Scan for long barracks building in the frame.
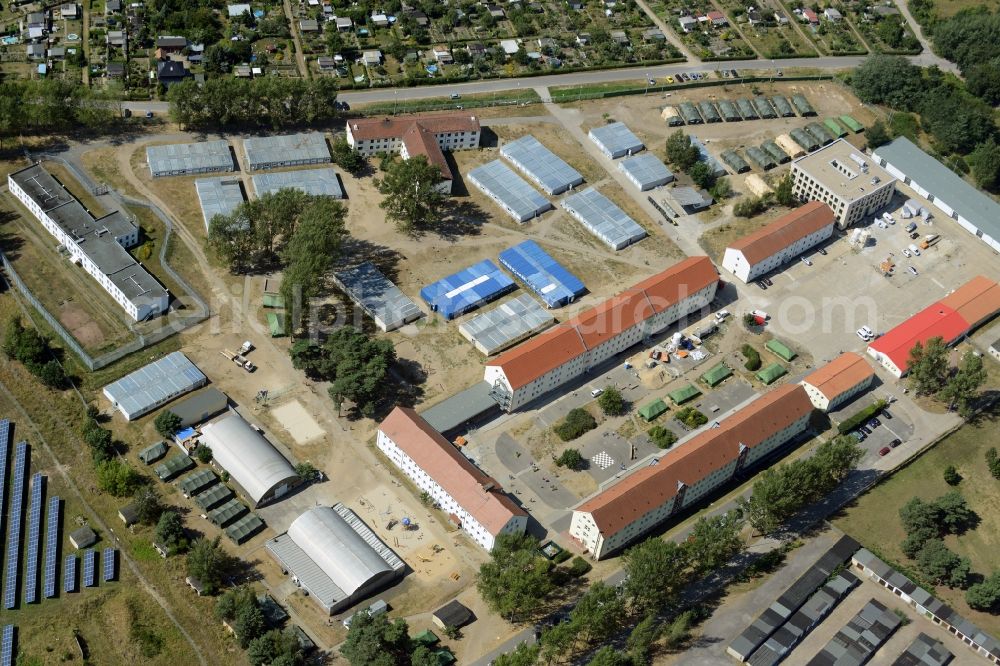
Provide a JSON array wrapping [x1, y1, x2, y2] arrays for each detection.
[[484, 256, 720, 412]]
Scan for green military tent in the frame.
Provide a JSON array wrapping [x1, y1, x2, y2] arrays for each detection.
[[412, 630, 440, 648], [756, 363, 788, 385], [226, 513, 264, 544], [668, 384, 701, 405], [208, 499, 248, 527], [700, 363, 733, 387], [194, 483, 233, 510], [824, 117, 848, 138], [178, 468, 217, 496], [765, 338, 797, 361], [638, 399, 668, 421], [267, 312, 287, 337], [154, 454, 194, 481], [139, 441, 168, 465], [839, 115, 864, 133]]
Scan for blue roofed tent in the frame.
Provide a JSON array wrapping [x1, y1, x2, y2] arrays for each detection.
[[498, 240, 586, 307], [419, 260, 517, 320]]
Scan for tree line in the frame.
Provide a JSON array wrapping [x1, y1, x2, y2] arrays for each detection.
[[0, 80, 121, 146], [907, 337, 987, 417], [2, 316, 69, 389], [166, 77, 340, 129]]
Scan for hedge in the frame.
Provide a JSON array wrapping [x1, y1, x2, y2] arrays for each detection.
[[837, 399, 888, 434], [567, 556, 592, 578]]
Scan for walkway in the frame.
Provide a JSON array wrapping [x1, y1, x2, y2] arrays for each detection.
[[891, 0, 959, 74]]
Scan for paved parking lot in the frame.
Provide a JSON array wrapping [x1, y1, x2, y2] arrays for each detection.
[[829, 397, 915, 468]]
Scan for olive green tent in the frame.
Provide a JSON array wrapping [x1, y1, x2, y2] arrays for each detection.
[[839, 115, 864, 133], [756, 363, 788, 385], [154, 454, 194, 481], [138, 441, 168, 465], [226, 513, 264, 544], [267, 312, 287, 337], [765, 338, 797, 361], [413, 630, 440, 648], [178, 468, 217, 496], [263, 293, 286, 308], [638, 399, 668, 421], [700, 363, 733, 387], [194, 483, 233, 510], [668, 384, 701, 405], [208, 499, 248, 527]]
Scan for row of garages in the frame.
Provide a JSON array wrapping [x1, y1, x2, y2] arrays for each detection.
[[662, 95, 817, 126]]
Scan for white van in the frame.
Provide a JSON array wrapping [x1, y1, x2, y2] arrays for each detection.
[[343, 600, 388, 628], [590, 388, 604, 398], [908, 244, 921, 256]]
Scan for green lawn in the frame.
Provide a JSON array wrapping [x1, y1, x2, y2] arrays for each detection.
[[833, 406, 1000, 635]]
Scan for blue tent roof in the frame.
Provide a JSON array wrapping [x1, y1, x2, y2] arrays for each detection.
[[419, 260, 516, 320], [498, 240, 585, 308]]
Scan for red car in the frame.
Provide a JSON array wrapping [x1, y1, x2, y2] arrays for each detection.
[[878, 447, 891, 456]]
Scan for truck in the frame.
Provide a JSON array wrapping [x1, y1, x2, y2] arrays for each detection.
[[239, 340, 254, 355], [751, 309, 770, 321], [233, 354, 255, 372], [919, 234, 939, 249]]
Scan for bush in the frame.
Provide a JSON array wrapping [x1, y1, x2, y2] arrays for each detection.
[[567, 556, 592, 578], [552, 549, 572, 564], [676, 407, 708, 428], [597, 387, 627, 416], [734, 196, 768, 218], [836, 399, 887, 434], [194, 446, 213, 464], [554, 408, 597, 441], [742, 344, 761, 371], [648, 425, 677, 449], [944, 465, 961, 486], [155, 410, 182, 438], [555, 448, 585, 470]]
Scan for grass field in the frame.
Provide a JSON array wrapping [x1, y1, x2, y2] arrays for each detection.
[[698, 204, 796, 261], [930, 0, 1000, 18], [354, 89, 542, 116], [833, 405, 1000, 636]]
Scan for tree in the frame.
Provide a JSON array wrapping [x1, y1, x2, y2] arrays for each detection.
[[661, 610, 696, 649], [215, 585, 256, 622], [939, 350, 987, 416], [155, 510, 186, 553], [865, 119, 891, 149], [916, 539, 970, 587], [665, 130, 700, 170], [689, 161, 716, 190], [919, 84, 997, 154], [711, 176, 732, 200], [943, 465, 961, 486], [597, 386, 627, 416], [331, 136, 364, 173], [491, 641, 541, 666], [132, 487, 163, 525], [154, 410, 183, 439], [966, 571, 1000, 611], [340, 610, 412, 666], [33, 360, 67, 389], [279, 197, 347, 330], [626, 614, 660, 665], [208, 209, 258, 273], [96, 459, 142, 497], [622, 538, 690, 614], [849, 54, 926, 110], [967, 62, 1000, 105], [907, 337, 948, 395], [295, 462, 320, 482], [186, 536, 237, 595], [687, 511, 744, 574], [773, 173, 796, 207], [194, 445, 213, 464], [587, 646, 633, 666], [554, 408, 597, 441], [969, 138, 1000, 191], [987, 447, 1000, 480], [811, 436, 865, 485], [571, 581, 625, 644], [477, 533, 554, 621], [235, 602, 267, 649], [555, 448, 585, 470], [376, 156, 445, 233], [247, 629, 303, 666], [934, 490, 976, 533], [898, 496, 939, 535]]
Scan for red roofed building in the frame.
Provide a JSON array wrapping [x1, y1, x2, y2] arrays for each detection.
[[867, 275, 1000, 377], [345, 113, 482, 194], [706, 9, 728, 26], [570, 384, 814, 559], [485, 256, 720, 411], [800, 352, 875, 411], [377, 407, 527, 550]]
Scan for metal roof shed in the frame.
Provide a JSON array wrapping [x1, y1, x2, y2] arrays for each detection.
[[771, 96, 795, 117], [146, 140, 234, 177], [746, 146, 776, 170], [154, 454, 195, 481], [791, 94, 816, 116], [700, 363, 732, 387], [668, 384, 701, 404], [839, 115, 864, 133], [251, 168, 344, 198], [752, 97, 777, 119], [168, 387, 229, 428], [498, 240, 586, 308], [468, 160, 552, 223], [138, 441, 168, 465], [419, 381, 500, 437], [619, 154, 674, 191], [587, 122, 645, 158], [718, 99, 741, 122], [420, 260, 516, 320], [195, 177, 245, 232], [756, 363, 787, 385], [333, 262, 424, 332], [561, 188, 647, 251], [208, 498, 248, 526], [762, 140, 790, 164], [638, 398, 668, 421], [243, 132, 331, 171], [721, 150, 751, 174], [678, 102, 703, 125], [103, 352, 208, 421], [500, 135, 584, 195], [698, 101, 722, 123], [225, 513, 264, 544], [766, 338, 797, 361], [459, 294, 555, 355], [736, 98, 758, 120], [790, 128, 819, 152]]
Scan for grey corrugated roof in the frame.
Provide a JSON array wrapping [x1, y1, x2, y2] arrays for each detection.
[[874, 136, 1000, 244], [588, 122, 644, 157], [469, 160, 552, 222], [251, 168, 344, 198], [618, 154, 673, 190], [420, 381, 499, 435], [195, 177, 245, 231], [333, 262, 423, 332], [459, 294, 554, 355], [168, 387, 228, 427], [500, 135, 584, 194], [562, 187, 647, 250], [243, 132, 331, 170], [146, 140, 233, 176], [103, 352, 207, 419]]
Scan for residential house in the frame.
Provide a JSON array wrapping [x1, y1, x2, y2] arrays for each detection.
[[801, 8, 819, 24], [575, 32, 590, 45], [106, 0, 121, 13], [643, 27, 665, 41], [26, 43, 44, 59], [317, 56, 336, 70], [60, 3, 79, 19], [404, 9, 429, 26], [226, 2, 250, 17], [706, 9, 727, 26], [537, 37, 557, 50], [678, 15, 698, 32], [299, 19, 319, 32], [187, 42, 204, 63], [107, 29, 126, 48], [362, 49, 382, 65], [335, 16, 352, 31], [371, 12, 389, 27], [567, 0, 583, 8], [155, 35, 187, 58], [107, 62, 125, 77], [432, 45, 453, 63], [48, 46, 65, 59], [487, 4, 505, 17], [610, 30, 629, 44], [500, 39, 520, 55], [746, 7, 763, 25], [234, 64, 252, 77], [156, 59, 190, 87], [466, 42, 485, 57], [823, 7, 842, 20]]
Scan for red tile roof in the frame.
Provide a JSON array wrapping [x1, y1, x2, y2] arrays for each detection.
[[726, 201, 834, 265], [348, 113, 480, 141], [937, 275, 1000, 330], [577, 384, 813, 537], [801, 352, 874, 402], [378, 408, 525, 536], [488, 256, 719, 389], [401, 123, 452, 181]]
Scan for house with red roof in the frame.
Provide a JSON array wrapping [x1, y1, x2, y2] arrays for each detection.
[[800, 352, 875, 412]]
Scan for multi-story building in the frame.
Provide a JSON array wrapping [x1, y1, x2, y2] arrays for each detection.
[[721, 201, 836, 283], [569, 384, 814, 559], [799, 352, 876, 412], [484, 256, 720, 412], [345, 113, 481, 194], [377, 407, 527, 551], [790, 138, 896, 229], [9, 164, 168, 321]]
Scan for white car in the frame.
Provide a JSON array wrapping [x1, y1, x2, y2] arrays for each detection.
[[801, 256, 813, 266], [856, 326, 874, 341], [909, 266, 919, 276], [590, 388, 603, 398], [902, 248, 912, 258], [857, 328, 871, 341]]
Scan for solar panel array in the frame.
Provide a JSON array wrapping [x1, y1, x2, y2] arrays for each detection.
[[23, 473, 43, 604], [0, 625, 13, 666], [4, 442, 29, 609], [0, 420, 11, 532], [500, 135, 584, 195], [64, 555, 77, 593], [82, 550, 97, 588], [43, 497, 60, 598], [103, 548, 117, 582]]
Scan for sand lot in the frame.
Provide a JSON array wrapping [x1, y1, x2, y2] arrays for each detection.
[[271, 400, 325, 444]]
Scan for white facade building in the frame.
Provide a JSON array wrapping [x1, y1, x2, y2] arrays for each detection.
[[8, 164, 169, 321], [485, 256, 719, 412], [721, 201, 835, 283], [377, 408, 526, 550], [799, 352, 875, 412], [790, 138, 896, 229]]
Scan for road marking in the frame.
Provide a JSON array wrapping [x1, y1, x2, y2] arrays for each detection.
[[931, 277, 945, 289]]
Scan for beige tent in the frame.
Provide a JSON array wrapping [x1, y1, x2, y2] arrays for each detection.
[[660, 106, 681, 122], [745, 174, 774, 198], [776, 134, 805, 158]]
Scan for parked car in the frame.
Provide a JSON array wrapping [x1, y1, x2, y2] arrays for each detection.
[[590, 388, 603, 398], [763, 277, 773, 286], [757, 280, 768, 290], [860, 425, 871, 435], [801, 256, 813, 266], [817, 247, 827, 255], [889, 438, 902, 448], [882, 410, 893, 420], [666, 75, 675, 83], [450, 93, 461, 99], [910, 231, 921, 239], [909, 266, 919, 276], [902, 248, 912, 258], [879, 446, 891, 456], [730, 69, 739, 77]]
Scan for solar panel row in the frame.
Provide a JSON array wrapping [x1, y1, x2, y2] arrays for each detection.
[[0, 420, 11, 575], [64, 555, 77, 593], [0, 625, 13, 666], [102, 548, 116, 582], [4, 442, 29, 609], [44, 496, 60, 598], [82, 550, 97, 588], [23, 473, 43, 604]]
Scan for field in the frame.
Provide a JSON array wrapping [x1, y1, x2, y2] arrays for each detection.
[[927, 0, 1000, 19], [833, 404, 1000, 636]]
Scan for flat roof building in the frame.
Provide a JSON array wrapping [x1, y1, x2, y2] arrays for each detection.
[[200, 413, 299, 507], [195, 177, 245, 232], [333, 262, 424, 332], [587, 122, 644, 159], [485, 256, 719, 412], [146, 140, 234, 177], [500, 135, 584, 195], [800, 352, 876, 412], [377, 408, 527, 550], [420, 260, 516, 320], [562, 187, 647, 251], [722, 201, 836, 283], [103, 352, 207, 420], [243, 132, 330, 171], [498, 240, 586, 308], [468, 160, 552, 223], [570, 384, 813, 559], [266, 504, 405, 615], [459, 294, 555, 355], [618, 154, 674, 191], [874, 136, 1000, 252], [167, 387, 229, 427], [791, 138, 896, 229], [9, 164, 169, 321], [251, 168, 344, 199]]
